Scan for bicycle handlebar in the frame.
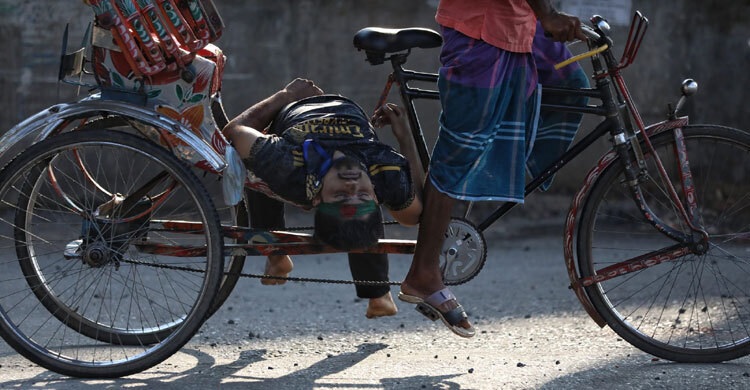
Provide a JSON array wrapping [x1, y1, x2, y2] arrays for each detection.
[[551, 24, 605, 70], [553, 43, 608, 70], [581, 24, 602, 41]]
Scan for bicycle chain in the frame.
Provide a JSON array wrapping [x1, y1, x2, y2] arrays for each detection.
[[121, 219, 404, 286], [121, 258, 401, 286]]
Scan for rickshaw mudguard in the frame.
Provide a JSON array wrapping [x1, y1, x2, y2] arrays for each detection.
[[0, 97, 226, 172], [562, 116, 690, 329]]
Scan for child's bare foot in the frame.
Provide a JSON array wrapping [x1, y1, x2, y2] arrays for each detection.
[[365, 291, 398, 319], [261, 254, 293, 285]]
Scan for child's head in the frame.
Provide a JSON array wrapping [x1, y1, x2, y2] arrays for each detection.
[[313, 200, 383, 250], [312, 154, 382, 249]]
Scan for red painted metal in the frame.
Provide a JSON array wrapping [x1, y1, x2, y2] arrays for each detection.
[[562, 116, 690, 328], [134, 237, 416, 257]]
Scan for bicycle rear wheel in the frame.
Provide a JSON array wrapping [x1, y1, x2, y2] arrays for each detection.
[[71, 117, 248, 320], [0, 130, 223, 377], [577, 125, 750, 362]]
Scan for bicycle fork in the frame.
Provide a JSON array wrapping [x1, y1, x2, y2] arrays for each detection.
[[564, 116, 707, 327], [616, 127, 708, 246]]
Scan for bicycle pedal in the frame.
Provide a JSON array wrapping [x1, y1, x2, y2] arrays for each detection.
[[415, 302, 440, 321]]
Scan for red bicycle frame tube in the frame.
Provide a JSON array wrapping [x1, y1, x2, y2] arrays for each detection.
[[140, 221, 416, 257]]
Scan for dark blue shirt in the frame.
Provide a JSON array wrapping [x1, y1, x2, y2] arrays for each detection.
[[247, 95, 414, 210]]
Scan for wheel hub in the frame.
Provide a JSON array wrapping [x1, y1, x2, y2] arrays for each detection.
[[75, 194, 153, 268], [81, 242, 113, 267], [691, 240, 709, 255]]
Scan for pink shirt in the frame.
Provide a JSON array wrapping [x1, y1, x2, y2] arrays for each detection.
[[435, 0, 537, 53]]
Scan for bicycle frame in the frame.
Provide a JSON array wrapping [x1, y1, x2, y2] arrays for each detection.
[[370, 13, 705, 327]]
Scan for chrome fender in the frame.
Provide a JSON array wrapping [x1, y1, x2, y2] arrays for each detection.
[[0, 96, 226, 171]]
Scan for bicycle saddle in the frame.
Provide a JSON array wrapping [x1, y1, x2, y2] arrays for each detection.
[[353, 27, 442, 64]]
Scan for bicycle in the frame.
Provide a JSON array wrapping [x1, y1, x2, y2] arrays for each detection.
[[0, 0, 746, 378], [354, 14, 750, 363]]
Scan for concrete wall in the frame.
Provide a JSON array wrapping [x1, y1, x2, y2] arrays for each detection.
[[0, 0, 748, 192]]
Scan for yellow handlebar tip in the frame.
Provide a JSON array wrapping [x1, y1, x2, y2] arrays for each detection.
[[554, 45, 609, 70]]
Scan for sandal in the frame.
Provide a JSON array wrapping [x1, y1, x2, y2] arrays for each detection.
[[398, 288, 476, 338]]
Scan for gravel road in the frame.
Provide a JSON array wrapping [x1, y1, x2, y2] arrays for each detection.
[[1, 195, 750, 389]]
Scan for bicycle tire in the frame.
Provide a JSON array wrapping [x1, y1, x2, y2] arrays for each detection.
[[577, 125, 750, 362], [69, 117, 248, 321], [0, 129, 223, 377]]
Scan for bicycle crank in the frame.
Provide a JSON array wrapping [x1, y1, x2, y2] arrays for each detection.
[[440, 218, 487, 285]]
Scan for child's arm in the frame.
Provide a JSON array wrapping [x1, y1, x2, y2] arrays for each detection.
[[371, 103, 424, 226], [223, 78, 323, 159]]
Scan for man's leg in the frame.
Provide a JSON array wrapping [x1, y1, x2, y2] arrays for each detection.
[[247, 190, 293, 285], [402, 180, 454, 297], [349, 252, 397, 318], [401, 180, 473, 334]]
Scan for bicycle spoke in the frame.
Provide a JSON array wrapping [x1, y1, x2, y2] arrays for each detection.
[[0, 130, 222, 377], [578, 126, 750, 362]]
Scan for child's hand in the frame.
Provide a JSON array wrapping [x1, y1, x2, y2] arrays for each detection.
[[371, 103, 410, 141], [284, 78, 324, 101]]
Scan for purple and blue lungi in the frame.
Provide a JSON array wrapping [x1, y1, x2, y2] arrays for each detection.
[[527, 23, 589, 190], [429, 25, 588, 203]]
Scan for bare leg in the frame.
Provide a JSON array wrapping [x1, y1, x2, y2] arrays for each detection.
[[244, 188, 292, 286], [401, 180, 473, 333], [365, 291, 398, 319], [349, 245, 393, 318], [261, 254, 294, 285], [402, 180, 453, 294]]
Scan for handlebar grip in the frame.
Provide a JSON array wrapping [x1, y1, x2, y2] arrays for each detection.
[[581, 25, 601, 41], [553, 44, 609, 70], [542, 25, 600, 42]]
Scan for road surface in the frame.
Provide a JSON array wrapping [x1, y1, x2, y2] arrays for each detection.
[[1, 197, 749, 389]]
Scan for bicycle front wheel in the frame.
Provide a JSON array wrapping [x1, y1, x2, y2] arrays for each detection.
[[577, 125, 750, 362], [0, 130, 223, 377]]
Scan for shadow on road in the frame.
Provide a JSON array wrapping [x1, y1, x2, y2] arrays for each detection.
[[0, 343, 464, 389], [536, 360, 750, 389], [6, 344, 749, 390]]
